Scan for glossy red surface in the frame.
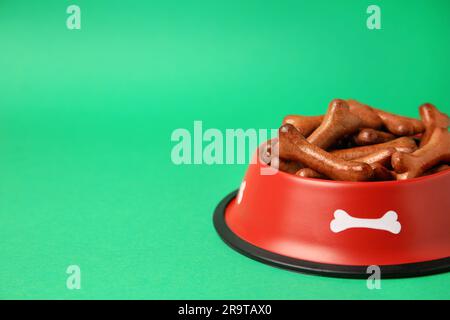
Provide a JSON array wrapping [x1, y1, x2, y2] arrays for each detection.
[[225, 153, 450, 266]]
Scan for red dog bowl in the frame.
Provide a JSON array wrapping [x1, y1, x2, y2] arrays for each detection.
[[213, 148, 450, 278]]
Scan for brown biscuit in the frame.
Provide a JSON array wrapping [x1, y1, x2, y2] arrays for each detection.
[[260, 139, 304, 173], [424, 164, 450, 176], [307, 99, 363, 150], [331, 137, 417, 161], [419, 103, 450, 147], [295, 168, 326, 179], [353, 128, 396, 146], [370, 163, 396, 181], [279, 124, 373, 182], [354, 148, 396, 167], [295, 148, 396, 181], [347, 99, 383, 129], [348, 99, 425, 135], [282, 115, 324, 137], [355, 149, 396, 181], [275, 158, 304, 174], [374, 108, 425, 136], [392, 127, 450, 180]]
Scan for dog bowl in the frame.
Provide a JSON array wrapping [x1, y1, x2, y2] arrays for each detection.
[[213, 147, 450, 278]]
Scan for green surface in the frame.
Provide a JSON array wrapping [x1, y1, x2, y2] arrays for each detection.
[[1, 0, 450, 299]]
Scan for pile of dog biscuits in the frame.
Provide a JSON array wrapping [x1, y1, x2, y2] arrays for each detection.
[[263, 99, 450, 181]]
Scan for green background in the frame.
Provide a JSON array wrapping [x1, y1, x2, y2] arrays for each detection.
[[1, 0, 449, 299]]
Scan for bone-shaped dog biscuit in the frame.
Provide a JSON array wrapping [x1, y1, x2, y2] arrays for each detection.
[[353, 128, 396, 146], [276, 99, 448, 181], [331, 137, 417, 160], [283, 115, 324, 137], [330, 209, 401, 234], [293, 148, 396, 181], [419, 103, 450, 147], [307, 99, 363, 150], [392, 127, 450, 180], [375, 109, 424, 136], [279, 124, 374, 181], [347, 99, 424, 135], [347, 99, 383, 129], [295, 167, 326, 179]]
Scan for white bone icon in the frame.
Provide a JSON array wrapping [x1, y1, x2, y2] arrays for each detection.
[[330, 209, 401, 234]]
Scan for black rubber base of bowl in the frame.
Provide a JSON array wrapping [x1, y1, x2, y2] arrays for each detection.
[[213, 190, 450, 279]]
